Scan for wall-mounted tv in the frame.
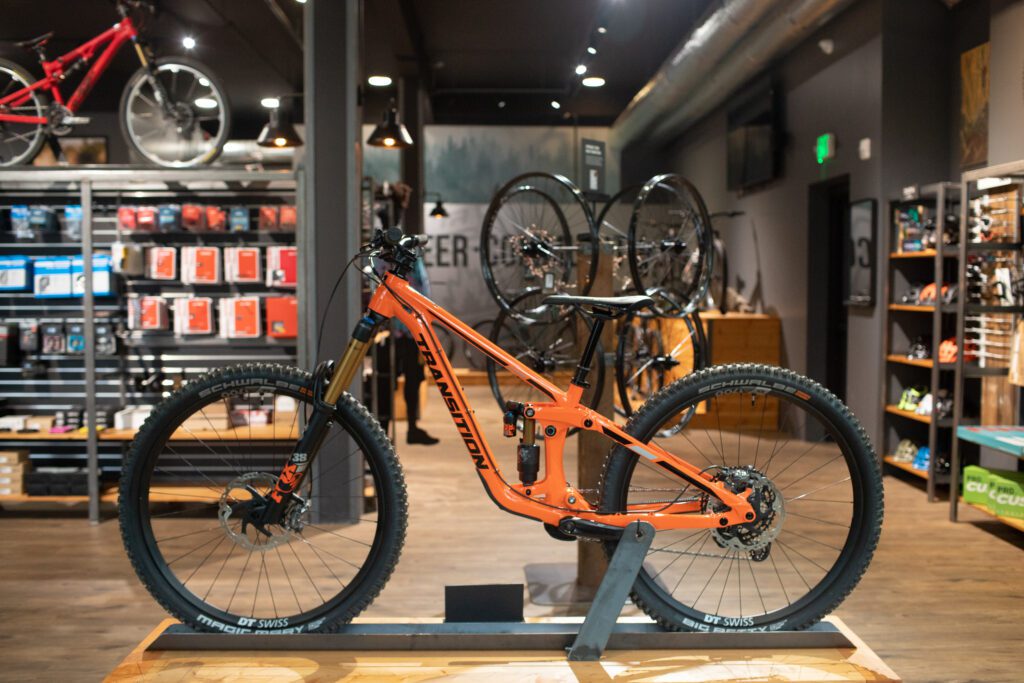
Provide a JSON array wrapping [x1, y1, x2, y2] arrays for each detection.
[[726, 84, 781, 191]]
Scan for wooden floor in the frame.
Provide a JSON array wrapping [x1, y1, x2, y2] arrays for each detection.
[[1, 386, 1022, 682]]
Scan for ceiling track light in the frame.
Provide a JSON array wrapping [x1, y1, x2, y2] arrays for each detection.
[[367, 75, 393, 87], [182, 36, 196, 50], [587, 46, 597, 55], [261, 97, 281, 109], [582, 76, 605, 88], [575, 64, 587, 76], [550, 100, 561, 110]]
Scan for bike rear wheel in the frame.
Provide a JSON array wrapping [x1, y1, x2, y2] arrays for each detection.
[[600, 364, 883, 632], [119, 364, 407, 633], [0, 59, 46, 167], [120, 57, 230, 168]]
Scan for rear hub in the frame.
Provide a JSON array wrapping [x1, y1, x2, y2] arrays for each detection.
[[701, 466, 785, 561]]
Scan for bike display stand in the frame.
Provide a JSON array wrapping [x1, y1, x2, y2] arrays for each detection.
[[143, 522, 855, 661]]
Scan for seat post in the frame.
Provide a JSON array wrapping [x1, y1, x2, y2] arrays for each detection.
[[571, 307, 611, 388]]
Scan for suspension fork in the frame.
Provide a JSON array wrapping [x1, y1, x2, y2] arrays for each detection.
[[261, 310, 386, 522]]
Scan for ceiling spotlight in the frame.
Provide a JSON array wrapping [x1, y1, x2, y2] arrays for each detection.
[[597, 26, 607, 34], [182, 36, 196, 50], [587, 46, 597, 55], [366, 99, 413, 148], [194, 97, 217, 109], [582, 76, 605, 88], [498, 100, 506, 109], [575, 64, 587, 75], [260, 97, 281, 109], [295, 0, 307, 3], [199, 77, 210, 87], [550, 100, 561, 110], [367, 75, 393, 87]]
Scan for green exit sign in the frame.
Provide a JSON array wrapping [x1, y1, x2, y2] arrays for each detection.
[[815, 133, 836, 164]]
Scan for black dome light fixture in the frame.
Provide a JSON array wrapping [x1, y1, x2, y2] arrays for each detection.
[[257, 94, 303, 148], [425, 191, 448, 218], [367, 99, 413, 149]]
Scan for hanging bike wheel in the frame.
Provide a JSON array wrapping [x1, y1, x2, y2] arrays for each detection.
[[480, 173, 598, 311], [119, 364, 408, 633], [0, 59, 46, 167], [615, 310, 706, 425], [596, 184, 642, 296], [486, 290, 604, 418], [628, 174, 713, 317], [601, 364, 883, 632], [120, 57, 230, 168]]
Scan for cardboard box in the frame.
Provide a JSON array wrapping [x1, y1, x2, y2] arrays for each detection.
[[33, 257, 73, 297], [158, 204, 181, 232], [224, 247, 262, 283], [987, 469, 1024, 519], [279, 205, 297, 231], [0, 450, 29, 465], [182, 204, 206, 231], [258, 205, 279, 231], [962, 465, 990, 505], [229, 206, 250, 232], [181, 246, 221, 284], [174, 297, 214, 335], [206, 205, 227, 232], [129, 296, 170, 331], [116, 205, 136, 231], [0, 462, 28, 478], [25, 416, 54, 433], [266, 246, 297, 288], [266, 296, 298, 338], [147, 247, 177, 280], [0, 256, 31, 291], [136, 206, 158, 232], [219, 297, 261, 338]]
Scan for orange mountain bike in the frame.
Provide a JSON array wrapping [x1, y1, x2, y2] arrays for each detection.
[[119, 228, 883, 635]]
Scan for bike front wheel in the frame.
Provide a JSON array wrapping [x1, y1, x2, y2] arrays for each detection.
[[119, 363, 407, 633], [600, 364, 883, 632], [120, 57, 230, 168]]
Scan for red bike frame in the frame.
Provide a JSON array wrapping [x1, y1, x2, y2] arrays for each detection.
[[0, 17, 140, 125]]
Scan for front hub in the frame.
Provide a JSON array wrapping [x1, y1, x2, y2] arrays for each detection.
[[218, 472, 308, 551]]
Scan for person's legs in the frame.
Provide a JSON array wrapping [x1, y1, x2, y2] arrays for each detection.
[[396, 336, 438, 445]]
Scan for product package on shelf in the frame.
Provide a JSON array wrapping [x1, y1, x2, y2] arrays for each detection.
[[206, 205, 227, 232], [173, 297, 214, 335], [66, 323, 86, 354], [114, 405, 154, 430], [181, 246, 221, 284], [224, 246, 261, 283], [33, 257, 73, 297], [266, 246, 297, 288], [266, 296, 298, 338], [219, 297, 261, 338], [258, 205, 279, 231], [146, 246, 177, 280], [0, 256, 31, 291], [40, 323, 65, 353], [182, 204, 206, 232], [29, 205, 58, 234], [157, 204, 181, 232], [279, 205, 297, 232], [136, 206, 158, 232], [64, 205, 83, 240], [71, 253, 113, 297], [128, 296, 170, 331], [18, 322, 38, 354], [229, 206, 250, 232], [0, 455, 29, 497], [116, 206, 137, 231], [111, 242, 145, 276], [0, 450, 28, 466], [94, 323, 117, 355], [11, 205, 31, 239], [0, 324, 18, 366]]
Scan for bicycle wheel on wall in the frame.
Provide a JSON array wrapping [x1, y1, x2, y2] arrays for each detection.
[[480, 173, 598, 311], [485, 290, 604, 416], [596, 184, 642, 296], [628, 174, 713, 317]]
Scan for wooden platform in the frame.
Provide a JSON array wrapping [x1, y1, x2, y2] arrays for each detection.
[[105, 616, 899, 682]]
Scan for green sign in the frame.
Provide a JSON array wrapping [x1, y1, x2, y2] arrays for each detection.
[[815, 133, 836, 165]]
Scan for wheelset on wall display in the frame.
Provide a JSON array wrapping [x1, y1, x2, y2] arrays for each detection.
[[480, 172, 599, 311], [594, 183, 642, 296]]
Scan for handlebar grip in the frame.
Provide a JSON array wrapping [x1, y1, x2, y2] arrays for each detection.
[[413, 234, 430, 247]]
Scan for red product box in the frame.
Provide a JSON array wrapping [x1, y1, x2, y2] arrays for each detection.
[[146, 247, 177, 281], [136, 206, 157, 232], [129, 296, 169, 331], [174, 297, 214, 335], [219, 297, 261, 338], [224, 247, 262, 283], [181, 246, 221, 284], [266, 246, 297, 288], [182, 204, 206, 232], [258, 205, 279, 231], [279, 205, 297, 232], [206, 205, 227, 232], [265, 296, 297, 338], [116, 206, 136, 231]]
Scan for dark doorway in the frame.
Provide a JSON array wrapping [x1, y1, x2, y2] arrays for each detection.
[[806, 175, 850, 402]]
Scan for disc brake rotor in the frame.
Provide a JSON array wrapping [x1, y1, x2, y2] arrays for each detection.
[[703, 468, 786, 556], [218, 472, 297, 551]]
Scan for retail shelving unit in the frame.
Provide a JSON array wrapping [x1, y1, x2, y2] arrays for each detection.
[[0, 167, 301, 523], [949, 159, 1024, 526], [879, 182, 960, 500]]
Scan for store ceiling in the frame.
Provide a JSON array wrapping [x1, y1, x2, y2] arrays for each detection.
[[0, 0, 712, 135]]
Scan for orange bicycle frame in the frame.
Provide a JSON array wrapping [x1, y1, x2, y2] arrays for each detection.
[[357, 273, 754, 531]]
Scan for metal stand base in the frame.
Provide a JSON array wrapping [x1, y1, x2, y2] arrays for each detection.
[[145, 521, 855, 659]]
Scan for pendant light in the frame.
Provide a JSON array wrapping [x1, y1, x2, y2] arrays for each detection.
[[367, 99, 413, 148]]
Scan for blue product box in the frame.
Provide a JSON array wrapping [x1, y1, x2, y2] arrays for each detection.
[[64, 205, 83, 240], [34, 257, 73, 297], [158, 204, 181, 232], [71, 253, 113, 297], [29, 205, 58, 232], [229, 206, 250, 232], [11, 205, 31, 239], [0, 256, 31, 291]]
